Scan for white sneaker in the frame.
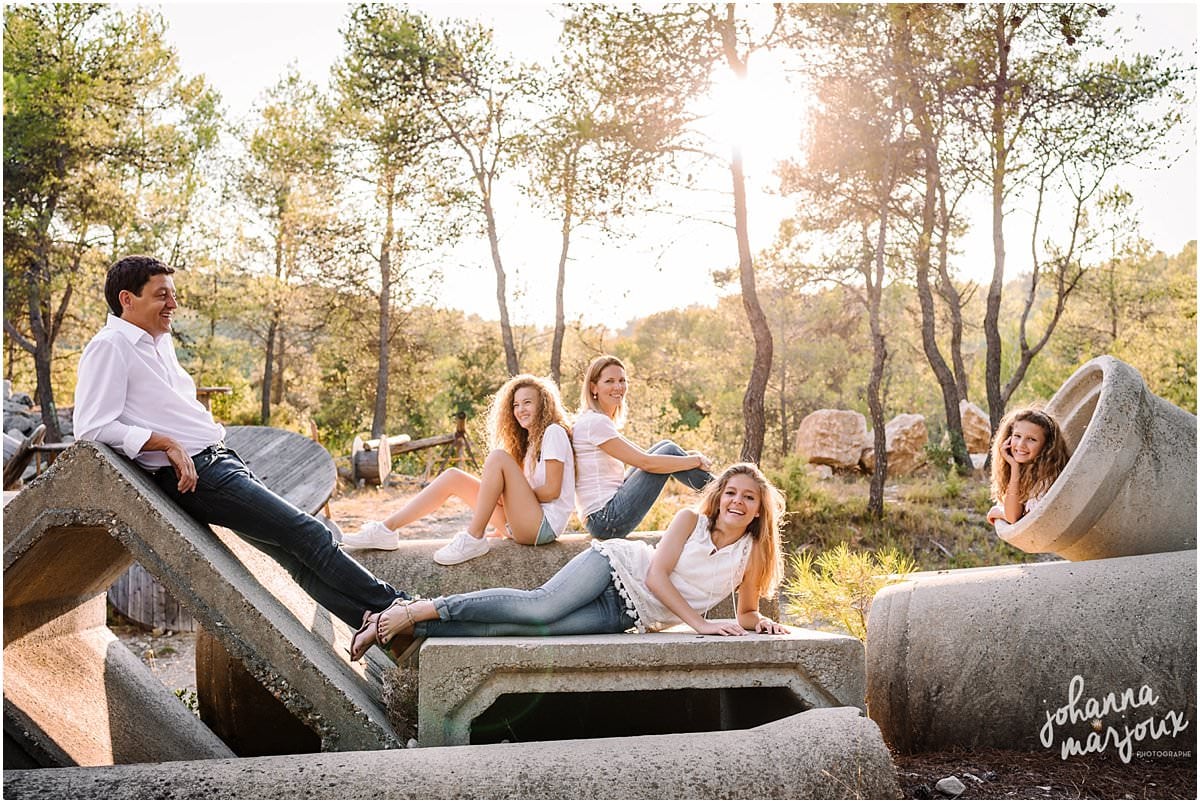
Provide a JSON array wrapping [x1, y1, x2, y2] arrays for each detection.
[[433, 530, 490, 565], [341, 520, 400, 551]]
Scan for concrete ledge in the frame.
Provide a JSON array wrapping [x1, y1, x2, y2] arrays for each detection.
[[418, 629, 864, 746], [2, 707, 901, 800], [3, 442, 398, 762]]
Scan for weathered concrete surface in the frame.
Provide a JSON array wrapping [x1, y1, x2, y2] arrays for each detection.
[[794, 409, 867, 468], [354, 533, 777, 621], [4, 597, 232, 767], [3, 442, 399, 764], [996, 356, 1196, 560], [418, 629, 864, 746], [3, 707, 902, 800], [867, 550, 1196, 754]]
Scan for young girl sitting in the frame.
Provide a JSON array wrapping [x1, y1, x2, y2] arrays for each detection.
[[341, 374, 575, 566], [573, 354, 714, 539], [349, 463, 789, 662], [986, 407, 1070, 526]]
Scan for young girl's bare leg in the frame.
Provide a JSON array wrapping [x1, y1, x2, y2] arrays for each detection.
[[465, 450, 543, 541], [381, 468, 482, 531]]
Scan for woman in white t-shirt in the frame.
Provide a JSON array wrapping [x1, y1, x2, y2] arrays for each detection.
[[357, 463, 789, 662], [341, 375, 575, 568], [573, 355, 714, 539]]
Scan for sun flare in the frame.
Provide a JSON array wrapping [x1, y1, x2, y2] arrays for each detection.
[[702, 53, 810, 180]]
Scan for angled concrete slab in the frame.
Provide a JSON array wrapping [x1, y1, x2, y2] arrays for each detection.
[[417, 629, 864, 746], [3, 442, 399, 766], [3, 707, 901, 800]]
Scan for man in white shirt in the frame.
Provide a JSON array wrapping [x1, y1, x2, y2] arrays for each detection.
[[74, 255, 408, 631]]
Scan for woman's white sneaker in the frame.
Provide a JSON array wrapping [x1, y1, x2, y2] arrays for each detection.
[[341, 520, 400, 550], [433, 531, 490, 565]]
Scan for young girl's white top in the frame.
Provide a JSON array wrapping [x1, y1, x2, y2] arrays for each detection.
[[592, 513, 752, 633], [524, 422, 575, 535]]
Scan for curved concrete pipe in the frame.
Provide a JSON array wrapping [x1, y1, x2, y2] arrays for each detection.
[[867, 550, 1196, 754], [3, 707, 902, 799], [995, 356, 1196, 561]]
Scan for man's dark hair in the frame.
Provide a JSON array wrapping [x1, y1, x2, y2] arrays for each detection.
[[105, 255, 175, 316]]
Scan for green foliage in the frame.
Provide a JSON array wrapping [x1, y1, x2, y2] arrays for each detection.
[[173, 687, 199, 715], [767, 454, 821, 514], [783, 543, 918, 641]]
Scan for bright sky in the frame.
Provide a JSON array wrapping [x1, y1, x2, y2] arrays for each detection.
[[154, 1, 1197, 329]]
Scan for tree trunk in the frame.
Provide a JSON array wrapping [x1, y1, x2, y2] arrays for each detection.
[[894, 10, 970, 472], [25, 265, 62, 441], [481, 180, 519, 376], [271, 326, 286, 407], [936, 182, 970, 400], [550, 182, 573, 386], [372, 175, 396, 439], [984, 7, 1010, 434], [730, 146, 772, 464], [865, 196, 889, 519], [261, 311, 278, 425]]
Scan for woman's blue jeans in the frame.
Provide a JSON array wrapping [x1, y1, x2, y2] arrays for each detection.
[[152, 445, 405, 628], [413, 548, 635, 637], [585, 439, 714, 539]]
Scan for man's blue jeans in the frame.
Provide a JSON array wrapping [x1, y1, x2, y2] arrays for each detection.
[[585, 440, 714, 539], [152, 445, 404, 628], [413, 547, 635, 637]]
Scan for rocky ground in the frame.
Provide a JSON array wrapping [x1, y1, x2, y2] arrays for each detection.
[[113, 479, 1196, 799]]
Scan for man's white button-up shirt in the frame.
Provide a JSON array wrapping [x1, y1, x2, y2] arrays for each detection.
[[74, 314, 225, 469]]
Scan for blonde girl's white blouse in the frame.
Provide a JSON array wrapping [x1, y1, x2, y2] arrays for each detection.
[[591, 512, 752, 633]]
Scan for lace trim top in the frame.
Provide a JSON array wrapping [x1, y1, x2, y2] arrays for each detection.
[[592, 513, 752, 633]]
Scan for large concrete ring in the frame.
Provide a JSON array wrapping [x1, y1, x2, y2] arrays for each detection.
[[995, 355, 1196, 561]]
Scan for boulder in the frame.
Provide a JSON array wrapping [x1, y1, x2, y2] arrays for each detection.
[[4, 410, 39, 436], [794, 409, 867, 468], [861, 414, 928, 476], [959, 400, 992, 453]]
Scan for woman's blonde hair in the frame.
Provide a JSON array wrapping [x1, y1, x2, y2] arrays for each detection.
[[990, 407, 1070, 504], [488, 374, 571, 469], [698, 462, 785, 600], [579, 354, 628, 427]]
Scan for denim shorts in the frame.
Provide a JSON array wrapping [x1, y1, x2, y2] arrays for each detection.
[[507, 515, 558, 546]]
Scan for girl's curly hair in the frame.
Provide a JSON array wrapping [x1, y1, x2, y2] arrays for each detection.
[[697, 462, 786, 600], [488, 374, 571, 469], [989, 407, 1071, 505]]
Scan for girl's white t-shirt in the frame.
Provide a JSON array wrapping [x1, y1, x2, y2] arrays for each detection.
[[571, 409, 626, 518], [524, 423, 575, 535], [592, 512, 753, 633]]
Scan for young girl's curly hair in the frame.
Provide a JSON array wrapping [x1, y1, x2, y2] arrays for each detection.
[[697, 463, 785, 601], [488, 374, 571, 469], [989, 407, 1071, 505]]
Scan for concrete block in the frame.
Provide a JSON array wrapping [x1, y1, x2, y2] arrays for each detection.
[[867, 550, 1196, 754], [3, 442, 399, 765], [417, 629, 864, 747], [996, 356, 1196, 560], [2, 707, 902, 799]]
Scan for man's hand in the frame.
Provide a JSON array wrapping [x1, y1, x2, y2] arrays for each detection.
[[143, 431, 198, 493], [163, 438, 198, 493]]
